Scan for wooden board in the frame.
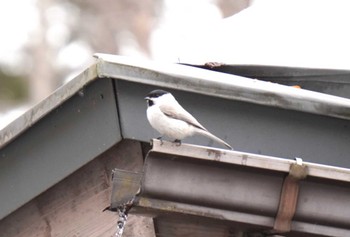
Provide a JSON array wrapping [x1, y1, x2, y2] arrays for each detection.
[[0, 140, 155, 237]]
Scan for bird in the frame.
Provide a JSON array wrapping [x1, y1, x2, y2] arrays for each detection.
[[145, 89, 233, 150]]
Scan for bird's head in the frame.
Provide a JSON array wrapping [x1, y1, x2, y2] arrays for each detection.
[[145, 89, 171, 107]]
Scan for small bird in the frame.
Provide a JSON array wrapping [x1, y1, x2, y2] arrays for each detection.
[[145, 89, 233, 150]]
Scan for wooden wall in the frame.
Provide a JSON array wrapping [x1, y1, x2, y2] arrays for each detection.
[[0, 140, 155, 237]]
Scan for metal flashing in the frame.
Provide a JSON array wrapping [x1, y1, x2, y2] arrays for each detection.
[[2, 54, 350, 149], [95, 54, 350, 121], [0, 64, 98, 148]]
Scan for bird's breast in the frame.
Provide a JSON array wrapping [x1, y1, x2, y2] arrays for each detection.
[[147, 106, 194, 140]]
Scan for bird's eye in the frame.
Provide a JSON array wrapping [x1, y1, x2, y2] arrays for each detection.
[[147, 99, 154, 106]]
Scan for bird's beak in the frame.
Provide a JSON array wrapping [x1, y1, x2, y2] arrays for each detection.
[[144, 96, 150, 100]]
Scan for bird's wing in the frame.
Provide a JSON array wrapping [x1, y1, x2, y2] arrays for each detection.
[[159, 103, 207, 131]]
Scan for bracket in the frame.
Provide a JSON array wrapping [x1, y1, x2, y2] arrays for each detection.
[[272, 157, 308, 233]]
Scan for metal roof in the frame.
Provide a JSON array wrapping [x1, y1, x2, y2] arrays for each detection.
[[96, 54, 350, 120], [2, 54, 350, 148], [187, 64, 350, 99]]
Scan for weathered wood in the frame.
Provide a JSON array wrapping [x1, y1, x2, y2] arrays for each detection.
[[0, 140, 155, 237]]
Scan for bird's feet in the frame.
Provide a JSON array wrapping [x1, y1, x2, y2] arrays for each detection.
[[157, 136, 164, 145], [173, 139, 182, 146], [155, 137, 181, 147]]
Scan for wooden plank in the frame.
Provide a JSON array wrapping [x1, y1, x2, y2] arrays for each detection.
[[0, 140, 155, 237]]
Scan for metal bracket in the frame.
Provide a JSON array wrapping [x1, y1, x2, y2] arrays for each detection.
[[272, 157, 308, 233], [109, 169, 142, 211]]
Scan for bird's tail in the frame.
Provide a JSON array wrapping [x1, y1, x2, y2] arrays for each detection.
[[195, 129, 233, 150]]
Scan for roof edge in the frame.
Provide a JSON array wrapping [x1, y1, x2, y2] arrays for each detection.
[[94, 54, 350, 121], [3, 54, 350, 148], [0, 64, 98, 148]]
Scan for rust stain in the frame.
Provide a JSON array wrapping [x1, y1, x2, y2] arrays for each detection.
[[206, 149, 222, 161], [137, 198, 226, 220], [241, 154, 248, 166]]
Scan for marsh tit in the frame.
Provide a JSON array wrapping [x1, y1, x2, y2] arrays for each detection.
[[145, 89, 233, 150]]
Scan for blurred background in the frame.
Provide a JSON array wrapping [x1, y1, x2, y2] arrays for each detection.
[[1, 0, 350, 128], [0, 0, 249, 128]]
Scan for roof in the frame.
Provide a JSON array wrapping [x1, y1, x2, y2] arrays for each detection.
[[1, 54, 350, 226], [2, 54, 350, 148]]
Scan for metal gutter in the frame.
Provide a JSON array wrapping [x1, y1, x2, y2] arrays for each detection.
[[149, 140, 350, 183], [94, 54, 350, 121], [111, 140, 350, 237]]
